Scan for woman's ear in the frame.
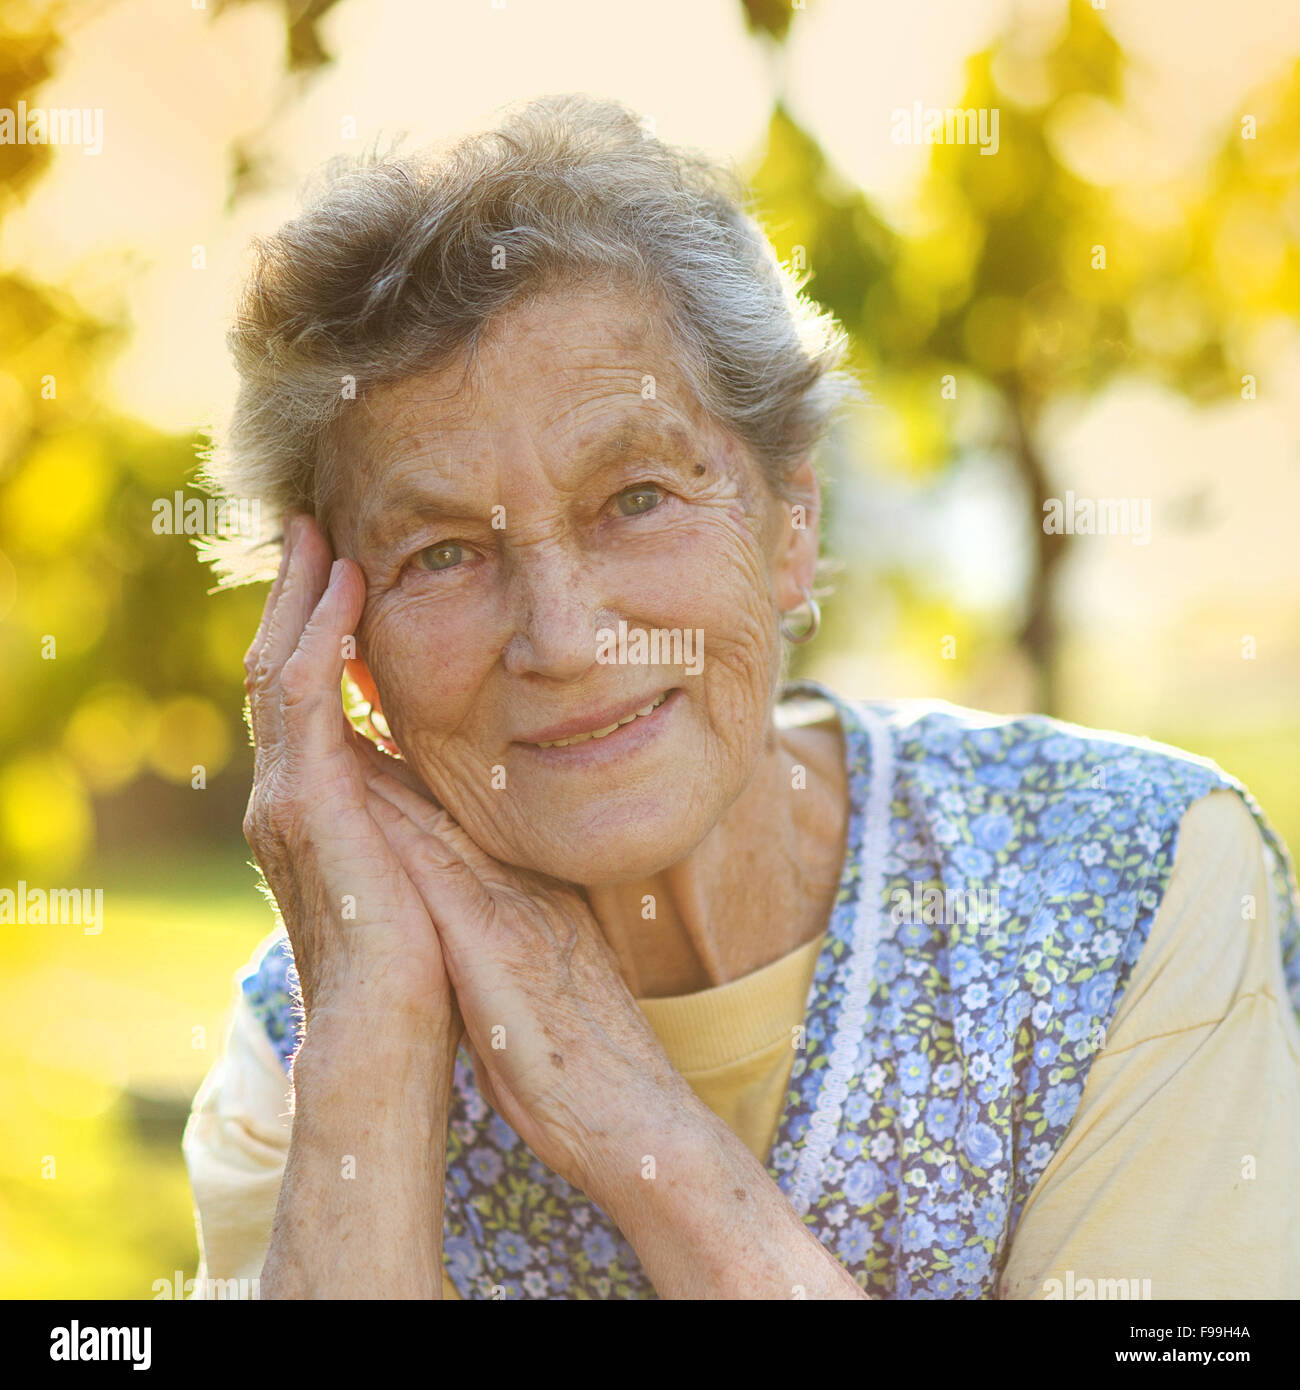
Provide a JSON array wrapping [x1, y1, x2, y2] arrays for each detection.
[[773, 457, 822, 613]]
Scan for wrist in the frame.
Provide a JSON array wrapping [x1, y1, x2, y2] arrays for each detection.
[[585, 1102, 865, 1299], [293, 1009, 459, 1120], [265, 1012, 456, 1300], [303, 991, 460, 1056], [577, 1083, 723, 1216], [306, 964, 459, 1022]]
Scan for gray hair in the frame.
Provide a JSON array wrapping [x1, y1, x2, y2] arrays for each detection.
[[199, 92, 859, 584]]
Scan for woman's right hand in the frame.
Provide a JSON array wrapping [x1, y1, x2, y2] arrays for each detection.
[[245, 513, 464, 1297], [241, 512, 460, 1054]]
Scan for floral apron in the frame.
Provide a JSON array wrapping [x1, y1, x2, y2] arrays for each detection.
[[242, 679, 1300, 1298]]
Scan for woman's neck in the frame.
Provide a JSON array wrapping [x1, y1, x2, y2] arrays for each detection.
[[584, 702, 848, 998]]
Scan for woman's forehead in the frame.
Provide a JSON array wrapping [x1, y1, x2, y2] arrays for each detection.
[[337, 295, 714, 474], [479, 283, 664, 357], [338, 382, 709, 506]]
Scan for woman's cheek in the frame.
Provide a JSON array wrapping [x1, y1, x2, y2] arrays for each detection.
[[362, 591, 496, 740], [631, 520, 776, 740], [623, 508, 767, 618], [676, 526, 775, 659]]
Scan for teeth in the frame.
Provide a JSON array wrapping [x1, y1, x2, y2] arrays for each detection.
[[536, 692, 669, 748]]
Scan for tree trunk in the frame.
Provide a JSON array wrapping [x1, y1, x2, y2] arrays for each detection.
[[1008, 388, 1068, 715]]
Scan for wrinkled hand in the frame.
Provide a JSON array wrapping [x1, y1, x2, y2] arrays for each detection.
[[241, 513, 461, 1059], [363, 771, 697, 1199], [245, 511, 690, 1199]]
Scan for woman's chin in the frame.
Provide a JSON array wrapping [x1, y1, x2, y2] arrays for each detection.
[[509, 807, 710, 886]]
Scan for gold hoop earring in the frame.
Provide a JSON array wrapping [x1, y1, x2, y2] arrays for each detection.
[[780, 585, 821, 645]]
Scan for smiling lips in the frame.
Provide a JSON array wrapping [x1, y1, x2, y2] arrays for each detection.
[[525, 690, 672, 749]]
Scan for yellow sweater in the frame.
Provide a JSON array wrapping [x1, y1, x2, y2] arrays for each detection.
[[183, 788, 1300, 1298]]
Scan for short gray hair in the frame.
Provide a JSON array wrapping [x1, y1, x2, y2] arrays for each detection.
[[200, 92, 858, 584]]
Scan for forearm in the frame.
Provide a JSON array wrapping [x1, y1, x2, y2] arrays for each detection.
[[260, 1014, 455, 1299], [592, 1098, 869, 1300]]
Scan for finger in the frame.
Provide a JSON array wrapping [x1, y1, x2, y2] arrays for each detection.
[[247, 515, 335, 753], [278, 554, 367, 763], [243, 512, 299, 689], [464, 1039, 502, 1115], [242, 515, 300, 745], [365, 769, 494, 877], [363, 785, 493, 954], [364, 783, 485, 890], [350, 724, 445, 801]]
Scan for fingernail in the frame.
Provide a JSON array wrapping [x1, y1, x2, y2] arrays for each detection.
[[328, 558, 345, 587]]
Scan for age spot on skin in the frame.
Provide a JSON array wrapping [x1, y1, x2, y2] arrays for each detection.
[[550, 1052, 565, 1068], [734, 1187, 747, 1201]]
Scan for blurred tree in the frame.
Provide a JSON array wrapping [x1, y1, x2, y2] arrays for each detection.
[[211, 0, 348, 72], [4, 0, 1297, 877], [744, 0, 1300, 712], [0, 9, 263, 874]]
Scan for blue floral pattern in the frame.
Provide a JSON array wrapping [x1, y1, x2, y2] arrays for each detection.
[[239, 680, 1300, 1298]]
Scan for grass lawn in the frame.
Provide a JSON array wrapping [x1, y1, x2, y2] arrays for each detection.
[[0, 848, 275, 1298]]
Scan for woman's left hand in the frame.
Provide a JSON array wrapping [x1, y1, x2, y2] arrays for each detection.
[[361, 765, 869, 1298], [360, 769, 700, 1202]]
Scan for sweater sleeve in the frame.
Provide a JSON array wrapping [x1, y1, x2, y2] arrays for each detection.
[[998, 788, 1300, 1298], [181, 962, 462, 1301]]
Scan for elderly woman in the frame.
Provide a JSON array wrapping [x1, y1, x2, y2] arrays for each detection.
[[183, 94, 1300, 1300]]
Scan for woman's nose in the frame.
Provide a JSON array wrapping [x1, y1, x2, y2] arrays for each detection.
[[500, 548, 606, 682]]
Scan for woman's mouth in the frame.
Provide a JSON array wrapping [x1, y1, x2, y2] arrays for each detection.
[[533, 690, 671, 748], [517, 688, 681, 763]]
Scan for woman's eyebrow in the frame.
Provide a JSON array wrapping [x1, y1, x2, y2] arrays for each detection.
[[355, 417, 702, 549], [573, 416, 698, 469], [354, 484, 473, 552]]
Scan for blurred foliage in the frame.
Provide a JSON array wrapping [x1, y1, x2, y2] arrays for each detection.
[[739, 0, 801, 45], [0, 15, 265, 880], [0, 3, 58, 203], [754, 0, 1300, 710], [0, 3, 295, 1299], [213, 0, 347, 73]]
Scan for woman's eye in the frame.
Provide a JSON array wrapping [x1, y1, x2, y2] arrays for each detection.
[[416, 542, 465, 572], [614, 485, 662, 517]]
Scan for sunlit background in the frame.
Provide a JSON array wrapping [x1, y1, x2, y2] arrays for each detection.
[[1, 0, 1298, 1296]]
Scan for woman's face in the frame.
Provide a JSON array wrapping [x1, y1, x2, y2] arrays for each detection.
[[331, 286, 818, 884]]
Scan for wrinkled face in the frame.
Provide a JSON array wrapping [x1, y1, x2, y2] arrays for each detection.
[[331, 286, 815, 884]]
